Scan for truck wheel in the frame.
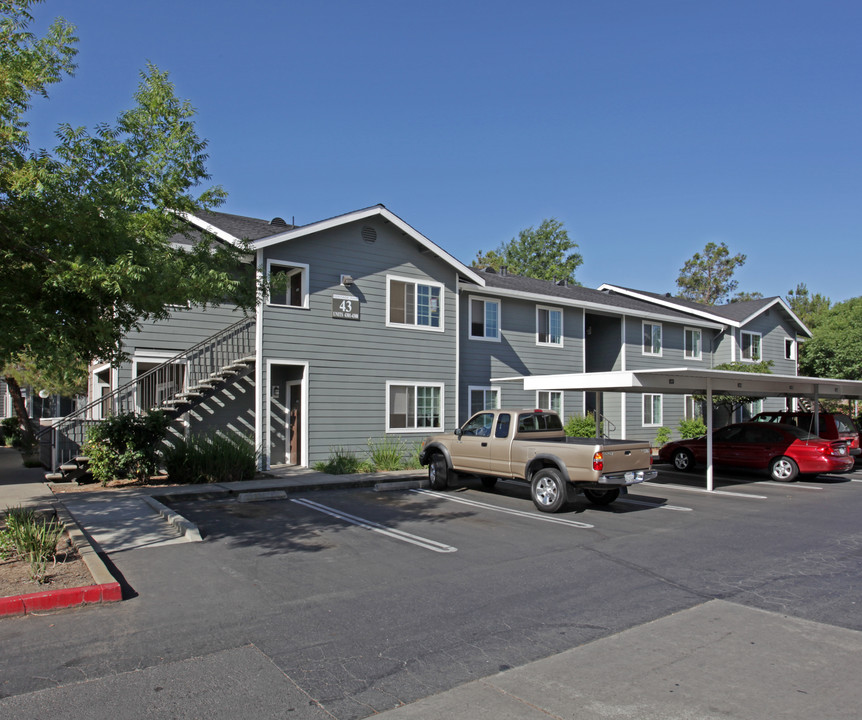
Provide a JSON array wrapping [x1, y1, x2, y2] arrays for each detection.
[[428, 454, 450, 490], [480, 477, 497, 490], [583, 488, 620, 506], [672, 449, 695, 472], [769, 456, 799, 482], [530, 469, 567, 513]]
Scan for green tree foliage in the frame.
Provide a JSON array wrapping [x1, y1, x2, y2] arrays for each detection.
[[676, 242, 746, 305], [786, 282, 831, 330], [798, 297, 862, 380], [694, 360, 774, 418], [474, 218, 583, 284], [730, 291, 764, 303], [1, 2, 258, 445]]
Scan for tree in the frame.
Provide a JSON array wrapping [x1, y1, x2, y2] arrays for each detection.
[[730, 291, 764, 303], [676, 242, 746, 305], [473, 218, 583, 284], [1, 1, 257, 449], [786, 283, 831, 330], [798, 297, 862, 380], [694, 360, 774, 420]]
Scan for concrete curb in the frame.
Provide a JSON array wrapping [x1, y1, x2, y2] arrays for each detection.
[[140, 495, 203, 542], [0, 503, 121, 618]]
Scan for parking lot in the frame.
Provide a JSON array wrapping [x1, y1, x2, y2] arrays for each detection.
[[3, 464, 862, 718]]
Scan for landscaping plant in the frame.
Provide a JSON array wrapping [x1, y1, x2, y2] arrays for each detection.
[[678, 417, 708, 439], [313, 447, 363, 475], [654, 426, 672, 447], [161, 432, 257, 484], [564, 413, 603, 438], [1, 506, 64, 583], [83, 410, 172, 485]]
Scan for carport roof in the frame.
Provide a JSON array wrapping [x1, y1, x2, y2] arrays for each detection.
[[494, 367, 862, 400]]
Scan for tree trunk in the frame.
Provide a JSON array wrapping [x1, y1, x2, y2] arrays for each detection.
[[4, 375, 36, 451]]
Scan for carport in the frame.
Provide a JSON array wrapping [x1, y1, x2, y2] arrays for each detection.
[[495, 368, 862, 492]]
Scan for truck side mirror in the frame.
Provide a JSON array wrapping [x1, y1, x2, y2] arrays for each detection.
[[455, 428, 462, 439]]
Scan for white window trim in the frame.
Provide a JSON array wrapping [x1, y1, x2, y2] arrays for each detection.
[[536, 305, 564, 347], [385, 380, 444, 433], [536, 390, 564, 417], [740, 330, 762, 362], [642, 321, 663, 357], [469, 385, 501, 415], [643, 393, 663, 427], [684, 394, 705, 421], [266, 259, 310, 309], [385, 274, 445, 332], [684, 326, 702, 361], [785, 337, 797, 361], [468, 296, 501, 342]]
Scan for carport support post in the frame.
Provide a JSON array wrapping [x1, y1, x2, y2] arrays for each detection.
[[706, 379, 714, 492]]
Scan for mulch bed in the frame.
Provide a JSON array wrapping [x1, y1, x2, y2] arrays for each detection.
[[0, 532, 94, 600]]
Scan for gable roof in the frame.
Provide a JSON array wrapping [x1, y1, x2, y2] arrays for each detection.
[[598, 284, 812, 337], [466, 270, 725, 327], [170, 210, 295, 248]]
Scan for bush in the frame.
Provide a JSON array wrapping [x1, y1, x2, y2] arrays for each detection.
[[314, 438, 424, 474], [83, 410, 172, 485], [678, 418, 708, 439], [564, 413, 602, 437], [1, 506, 64, 584], [162, 433, 257, 484], [313, 447, 363, 475], [653, 426, 672, 446], [1, 417, 22, 447], [366, 437, 408, 471]]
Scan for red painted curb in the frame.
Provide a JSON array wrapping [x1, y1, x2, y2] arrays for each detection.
[[0, 581, 122, 618]]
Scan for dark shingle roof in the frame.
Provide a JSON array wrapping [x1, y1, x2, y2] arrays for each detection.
[[169, 210, 296, 247]]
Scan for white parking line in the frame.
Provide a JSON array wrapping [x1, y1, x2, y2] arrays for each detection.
[[412, 489, 595, 528], [642, 482, 768, 499], [291, 498, 457, 553], [758, 481, 823, 490], [617, 498, 692, 511]]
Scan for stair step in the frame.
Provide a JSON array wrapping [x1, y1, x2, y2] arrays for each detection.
[[60, 463, 80, 472], [45, 473, 65, 482]]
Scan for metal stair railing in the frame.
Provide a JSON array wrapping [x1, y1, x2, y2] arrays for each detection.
[[39, 316, 256, 472]]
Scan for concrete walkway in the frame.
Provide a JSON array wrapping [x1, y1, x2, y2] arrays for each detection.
[[0, 446, 56, 511]]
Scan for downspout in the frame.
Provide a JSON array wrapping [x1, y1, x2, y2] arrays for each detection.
[[255, 249, 265, 470]]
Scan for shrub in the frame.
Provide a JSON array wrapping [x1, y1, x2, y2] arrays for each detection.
[[564, 413, 602, 437], [313, 447, 362, 475], [653, 426, 672, 446], [2, 506, 64, 583], [1, 417, 21, 447], [678, 418, 708, 439], [83, 410, 172, 485], [367, 437, 408, 471], [162, 433, 257, 484]]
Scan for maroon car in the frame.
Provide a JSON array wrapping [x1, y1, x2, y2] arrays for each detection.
[[659, 422, 855, 482]]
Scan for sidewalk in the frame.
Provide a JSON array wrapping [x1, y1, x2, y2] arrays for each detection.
[[0, 446, 56, 511]]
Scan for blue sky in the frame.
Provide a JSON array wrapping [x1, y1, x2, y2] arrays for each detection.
[[26, 1, 861, 303]]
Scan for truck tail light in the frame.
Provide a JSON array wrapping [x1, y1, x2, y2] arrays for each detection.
[[592, 452, 603, 471]]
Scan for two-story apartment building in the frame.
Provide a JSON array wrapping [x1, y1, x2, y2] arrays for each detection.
[[52, 205, 810, 471]]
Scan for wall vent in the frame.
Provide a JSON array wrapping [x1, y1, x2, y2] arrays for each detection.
[[362, 226, 377, 243]]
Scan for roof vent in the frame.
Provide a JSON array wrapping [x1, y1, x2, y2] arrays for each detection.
[[362, 226, 377, 243], [483, 266, 497, 274], [500, 266, 508, 277], [270, 217, 288, 227], [557, 279, 567, 287], [665, 292, 672, 297]]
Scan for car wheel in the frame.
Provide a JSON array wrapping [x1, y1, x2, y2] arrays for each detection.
[[583, 488, 620, 506], [428, 454, 451, 490], [769, 456, 799, 482], [672, 448, 696, 472], [530, 468, 567, 513], [480, 477, 497, 490]]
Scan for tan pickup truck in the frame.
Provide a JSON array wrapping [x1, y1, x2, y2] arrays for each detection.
[[419, 408, 657, 512]]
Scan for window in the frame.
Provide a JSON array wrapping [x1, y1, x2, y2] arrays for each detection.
[[517, 412, 564, 433], [537, 306, 563, 346], [469, 386, 500, 416], [537, 390, 563, 416], [684, 395, 704, 421], [387, 382, 442, 432], [785, 338, 796, 360], [268, 261, 309, 308], [388, 276, 443, 330], [643, 322, 662, 356], [461, 412, 495, 436], [684, 328, 702, 360], [495, 413, 511, 438], [741, 331, 762, 361], [643, 394, 663, 426], [469, 297, 500, 340]]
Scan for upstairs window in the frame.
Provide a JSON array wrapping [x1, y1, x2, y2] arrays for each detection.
[[469, 386, 500, 415], [643, 322, 662, 356], [388, 276, 443, 330], [741, 331, 762, 361], [537, 306, 563, 346], [268, 261, 309, 308], [470, 298, 500, 340], [684, 328, 702, 360], [785, 338, 796, 360], [537, 390, 563, 416]]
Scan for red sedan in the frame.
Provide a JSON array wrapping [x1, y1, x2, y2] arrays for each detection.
[[658, 422, 854, 482]]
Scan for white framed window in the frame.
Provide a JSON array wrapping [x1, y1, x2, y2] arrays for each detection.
[[386, 382, 443, 432], [785, 338, 796, 360], [469, 297, 500, 341], [684, 394, 704, 421], [741, 331, 762, 361], [469, 386, 500, 415], [267, 260, 309, 308], [643, 322, 662, 356], [536, 306, 563, 346], [643, 394, 663, 427], [387, 275, 444, 331], [537, 390, 563, 416], [684, 327, 702, 360]]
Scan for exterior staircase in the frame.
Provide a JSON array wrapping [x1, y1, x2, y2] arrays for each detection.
[[40, 317, 255, 483]]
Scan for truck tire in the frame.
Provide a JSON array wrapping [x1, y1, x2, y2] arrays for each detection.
[[583, 488, 620, 506], [428, 454, 451, 490], [530, 468, 567, 513]]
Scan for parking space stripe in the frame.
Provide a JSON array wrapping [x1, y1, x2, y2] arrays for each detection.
[[758, 481, 823, 490], [617, 498, 692, 511], [290, 498, 457, 553], [642, 482, 768, 499], [411, 489, 595, 528]]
